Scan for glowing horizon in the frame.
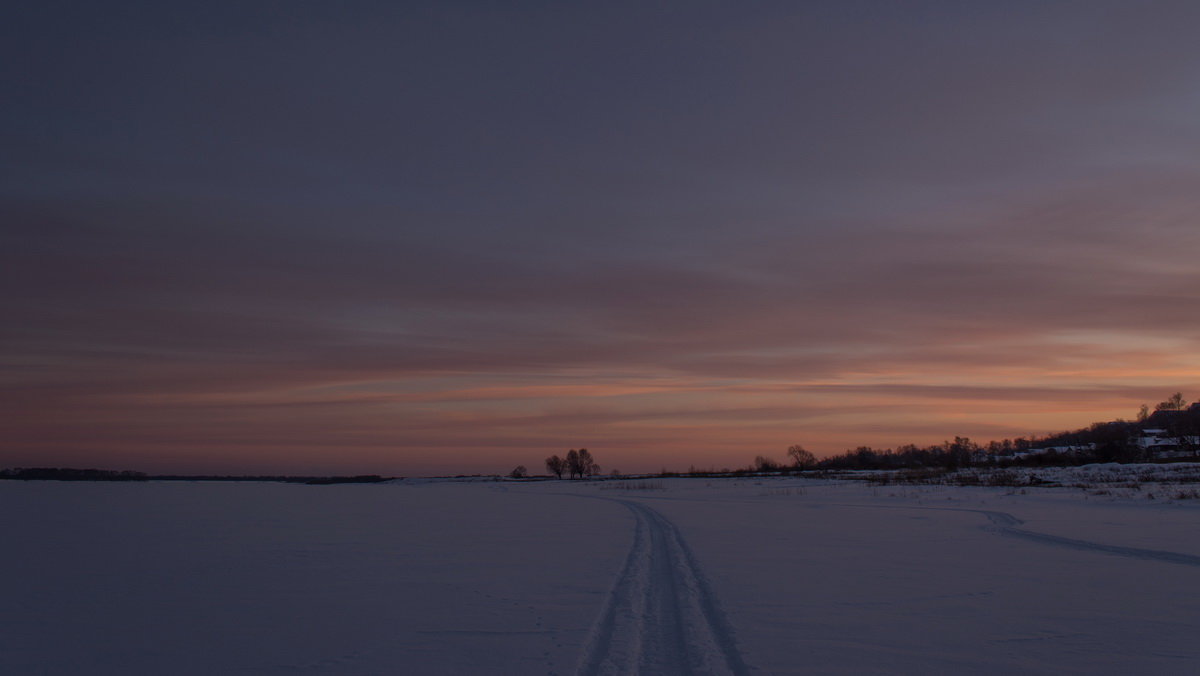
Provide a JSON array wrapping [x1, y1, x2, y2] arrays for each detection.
[[4, 2, 1200, 475]]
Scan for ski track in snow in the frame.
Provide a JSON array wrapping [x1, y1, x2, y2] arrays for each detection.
[[842, 503, 1200, 568], [574, 497, 749, 676]]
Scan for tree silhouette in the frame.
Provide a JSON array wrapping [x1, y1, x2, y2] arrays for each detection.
[[577, 448, 599, 477], [545, 455, 566, 479], [787, 444, 816, 469], [564, 448, 599, 479], [1156, 392, 1187, 412]]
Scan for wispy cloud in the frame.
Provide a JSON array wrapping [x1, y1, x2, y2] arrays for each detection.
[[4, 2, 1200, 473]]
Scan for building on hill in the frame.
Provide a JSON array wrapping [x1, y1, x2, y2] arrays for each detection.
[[1138, 406, 1200, 455], [1136, 429, 1181, 453]]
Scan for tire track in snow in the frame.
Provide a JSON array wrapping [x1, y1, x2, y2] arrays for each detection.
[[841, 503, 1200, 568], [575, 498, 749, 676]]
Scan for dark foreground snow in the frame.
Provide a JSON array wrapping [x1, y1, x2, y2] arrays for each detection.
[[4, 473, 1200, 674]]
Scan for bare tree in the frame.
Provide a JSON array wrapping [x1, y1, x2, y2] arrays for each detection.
[[1156, 392, 1188, 412], [577, 448, 599, 477], [545, 455, 566, 479], [509, 465, 528, 479], [787, 444, 816, 470], [564, 448, 599, 479]]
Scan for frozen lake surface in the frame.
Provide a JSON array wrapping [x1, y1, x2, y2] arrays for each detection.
[[4, 473, 1200, 674]]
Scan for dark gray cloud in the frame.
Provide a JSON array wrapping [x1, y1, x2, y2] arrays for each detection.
[[4, 1, 1200, 473]]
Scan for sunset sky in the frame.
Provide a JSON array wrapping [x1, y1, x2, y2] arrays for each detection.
[[4, 2, 1200, 475]]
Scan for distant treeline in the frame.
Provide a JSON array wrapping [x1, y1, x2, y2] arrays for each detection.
[[0, 467, 150, 481], [809, 436, 1090, 472], [759, 395, 1200, 473], [0, 468, 393, 484]]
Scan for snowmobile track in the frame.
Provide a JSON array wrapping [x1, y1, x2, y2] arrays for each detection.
[[575, 498, 749, 676], [841, 503, 1200, 568]]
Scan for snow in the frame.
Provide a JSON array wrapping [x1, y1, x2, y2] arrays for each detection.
[[634, 478, 1200, 674], [4, 470, 1200, 674], [1, 481, 628, 675]]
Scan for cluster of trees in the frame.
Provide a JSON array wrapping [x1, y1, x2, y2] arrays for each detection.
[[751, 444, 816, 472], [812, 437, 1012, 471], [810, 428, 1165, 471], [1139, 391, 1190, 420], [750, 394, 1200, 473], [544, 448, 600, 479]]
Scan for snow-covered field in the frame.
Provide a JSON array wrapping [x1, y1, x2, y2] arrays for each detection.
[[4, 470, 1200, 674]]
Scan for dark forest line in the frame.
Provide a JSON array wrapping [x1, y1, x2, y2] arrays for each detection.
[[0, 467, 392, 484]]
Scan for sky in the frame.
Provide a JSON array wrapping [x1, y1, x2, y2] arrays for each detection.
[[4, 1, 1200, 475]]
